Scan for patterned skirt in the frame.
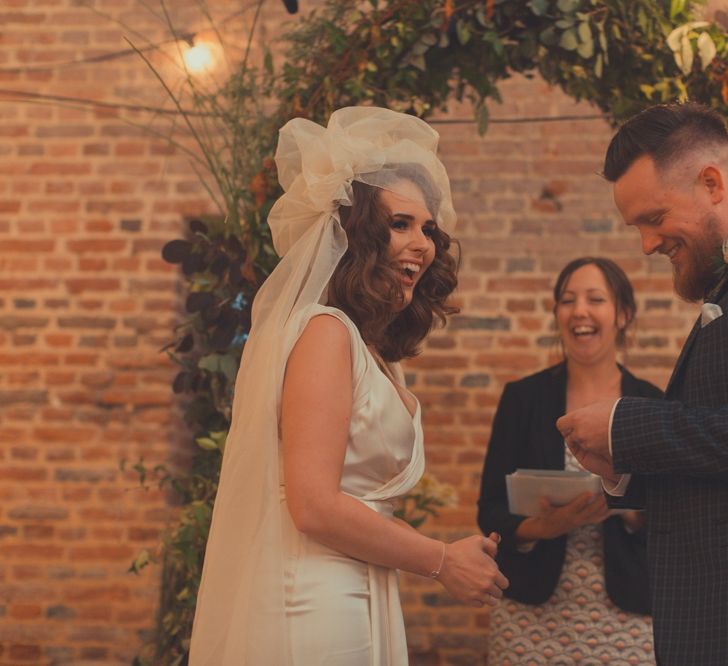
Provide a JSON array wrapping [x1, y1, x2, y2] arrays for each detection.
[[488, 453, 654, 665]]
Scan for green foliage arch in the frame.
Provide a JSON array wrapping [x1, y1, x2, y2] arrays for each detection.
[[135, 1, 728, 662]]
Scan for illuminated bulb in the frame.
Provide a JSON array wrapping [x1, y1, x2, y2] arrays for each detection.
[[183, 42, 215, 73]]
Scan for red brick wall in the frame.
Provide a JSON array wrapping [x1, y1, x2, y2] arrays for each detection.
[[0, 2, 699, 664]]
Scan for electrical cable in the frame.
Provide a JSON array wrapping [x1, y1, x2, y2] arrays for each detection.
[[429, 114, 605, 124], [0, 87, 606, 124], [0, 3, 255, 74], [0, 87, 204, 116]]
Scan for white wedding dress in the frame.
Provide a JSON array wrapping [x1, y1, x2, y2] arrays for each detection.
[[280, 303, 424, 665], [190, 108, 455, 666]]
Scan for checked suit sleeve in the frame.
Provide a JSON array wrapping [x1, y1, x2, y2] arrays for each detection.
[[612, 396, 728, 481]]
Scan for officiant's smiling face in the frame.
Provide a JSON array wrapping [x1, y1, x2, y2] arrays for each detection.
[[555, 263, 625, 366]]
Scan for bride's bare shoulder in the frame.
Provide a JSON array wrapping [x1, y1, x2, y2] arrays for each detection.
[[288, 313, 352, 369]]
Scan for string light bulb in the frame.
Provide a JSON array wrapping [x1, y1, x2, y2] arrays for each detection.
[[183, 40, 215, 73]]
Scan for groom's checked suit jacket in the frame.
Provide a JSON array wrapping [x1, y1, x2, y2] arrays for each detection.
[[612, 275, 728, 666]]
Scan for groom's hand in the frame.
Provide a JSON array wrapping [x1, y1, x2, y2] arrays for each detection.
[[556, 399, 619, 483]]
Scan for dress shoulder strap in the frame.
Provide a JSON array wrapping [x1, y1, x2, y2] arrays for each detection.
[[289, 304, 367, 387]]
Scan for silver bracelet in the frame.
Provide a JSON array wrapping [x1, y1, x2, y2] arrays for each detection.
[[429, 543, 446, 579]]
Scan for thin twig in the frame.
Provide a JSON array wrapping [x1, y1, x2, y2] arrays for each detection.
[[125, 36, 223, 202], [0, 88, 210, 116]]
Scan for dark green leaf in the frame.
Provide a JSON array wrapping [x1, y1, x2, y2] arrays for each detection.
[[175, 333, 194, 354], [218, 354, 238, 381], [557, 0, 580, 12], [198, 354, 221, 373], [209, 253, 230, 276], [528, 0, 548, 17], [576, 31, 594, 58], [420, 32, 437, 46], [162, 239, 192, 264], [597, 24, 607, 54], [559, 28, 579, 50], [670, 0, 688, 20], [456, 20, 471, 46], [210, 323, 237, 352], [540, 26, 558, 46], [595, 52, 603, 78], [577, 21, 591, 43], [181, 252, 206, 276], [188, 219, 208, 235], [185, 292, 215, 314], [476, 104, 490, 135], [195, 436, 219, 451], [173, 371, 189, 394]]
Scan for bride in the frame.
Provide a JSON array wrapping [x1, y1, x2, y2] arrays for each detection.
[[189, 106, 508, 665]]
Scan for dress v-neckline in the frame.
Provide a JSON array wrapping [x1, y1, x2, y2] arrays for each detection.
[[365, 346, 419, 421]]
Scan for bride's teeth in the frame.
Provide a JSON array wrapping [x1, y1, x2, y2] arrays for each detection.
[[401, 262, 420, 273]]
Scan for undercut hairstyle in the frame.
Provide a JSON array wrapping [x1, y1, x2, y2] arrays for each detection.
[[603, 102, 728, 182], [553, 257, 636, 347], [329, 165, 459, 362]]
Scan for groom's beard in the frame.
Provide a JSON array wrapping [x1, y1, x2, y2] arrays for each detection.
[[673, 213, 724, 302]]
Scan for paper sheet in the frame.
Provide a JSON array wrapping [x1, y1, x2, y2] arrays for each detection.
[[506, 468, 602, 516]]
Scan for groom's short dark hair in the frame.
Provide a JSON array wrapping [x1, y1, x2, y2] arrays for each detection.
[[603, 102, 728, 182]]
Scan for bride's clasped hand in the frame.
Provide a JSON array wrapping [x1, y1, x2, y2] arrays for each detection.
[[436, 533, 508, 608]]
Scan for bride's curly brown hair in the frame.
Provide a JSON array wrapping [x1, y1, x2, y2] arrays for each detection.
[[328, 164, 459, 362]]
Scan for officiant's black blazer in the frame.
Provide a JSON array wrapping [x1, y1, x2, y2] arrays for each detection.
[[609, 281, 728, 665], [477, 362, 662, 615]]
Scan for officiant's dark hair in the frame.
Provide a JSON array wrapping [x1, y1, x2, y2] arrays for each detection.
[[553, 257, 636, 347], [603, 102, 728, 182]]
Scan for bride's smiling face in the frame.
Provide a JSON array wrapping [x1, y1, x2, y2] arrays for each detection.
[[380, 180, 436, 309]]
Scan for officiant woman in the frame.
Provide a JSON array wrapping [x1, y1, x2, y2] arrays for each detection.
[[477, 257, 661, 664]]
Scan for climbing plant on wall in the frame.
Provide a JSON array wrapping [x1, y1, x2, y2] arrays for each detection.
[[134, 0, 728, 662]]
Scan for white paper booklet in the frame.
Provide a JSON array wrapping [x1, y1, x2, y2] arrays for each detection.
[[506, 468, 602, 516]]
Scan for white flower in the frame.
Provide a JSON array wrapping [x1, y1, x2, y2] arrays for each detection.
[[395, 472, 459, 527], [438, 483, 458, 508], [667, 21, 713, 75], [697, 31, 717, 70], [414, 472, 459, 508]]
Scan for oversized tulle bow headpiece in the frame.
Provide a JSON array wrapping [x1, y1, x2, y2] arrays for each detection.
[[268, 106, 456, 256]]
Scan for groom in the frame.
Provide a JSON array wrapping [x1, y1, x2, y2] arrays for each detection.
[[557, 102, 728, 666]]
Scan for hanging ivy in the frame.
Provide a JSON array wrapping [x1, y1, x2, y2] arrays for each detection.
[[131, 1, 728, 663]]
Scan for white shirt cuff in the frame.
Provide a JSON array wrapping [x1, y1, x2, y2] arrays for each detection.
[[603, 473, 631, 496], [607, 398, 620, 456], [603, 398, 630, 496], [515, 540, 537, 553]]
